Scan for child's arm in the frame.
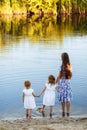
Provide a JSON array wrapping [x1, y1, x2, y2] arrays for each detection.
[[39, 86, 46, 97], [22, 93, 24, 103], [32, 93, 40, 97], [56, 72, 61, 83], [56, 86, 60, 92], [32, 86, 46, 97]]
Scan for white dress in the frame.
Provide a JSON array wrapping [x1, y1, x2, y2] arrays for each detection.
[[23, 88, 36, 109], [43, 83, 57, 106]]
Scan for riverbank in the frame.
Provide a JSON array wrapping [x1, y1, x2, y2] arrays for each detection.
[[0, 117, 87, 130]]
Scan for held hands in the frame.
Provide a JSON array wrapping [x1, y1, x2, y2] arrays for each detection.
[[36, 93, 42, 97], [58, 87, 60, 92], [56, 87, 60, 92], [37, 93, 42, 97], [34, 92, 44, 97], [36, 87, 46, 98], [37, 94, 41, 97]]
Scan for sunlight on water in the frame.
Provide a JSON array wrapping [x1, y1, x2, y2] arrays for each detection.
[[0, 15, 87, 119]]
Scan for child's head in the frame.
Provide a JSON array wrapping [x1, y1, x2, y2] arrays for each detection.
[[48, 75, 55, 84], [61, 52, 70, 65], [24, 80, 31, 89]]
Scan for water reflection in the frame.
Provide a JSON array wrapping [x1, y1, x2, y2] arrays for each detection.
[[71, 15, 87, 34], [0, 15, 87, 119], [0, 15, 87, 48]]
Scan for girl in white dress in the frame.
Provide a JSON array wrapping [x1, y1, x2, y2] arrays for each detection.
[[39, 75, 58, 118], [22, 80, 39, 119]]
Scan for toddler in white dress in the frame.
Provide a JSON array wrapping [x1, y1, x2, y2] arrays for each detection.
[[22, 80, 39, 119], [39, 75, 58, 118]]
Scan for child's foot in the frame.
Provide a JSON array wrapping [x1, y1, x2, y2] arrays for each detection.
[[62, 112, 65, 117]]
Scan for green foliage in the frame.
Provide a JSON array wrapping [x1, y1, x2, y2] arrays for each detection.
[[0, 0, 87, 14]]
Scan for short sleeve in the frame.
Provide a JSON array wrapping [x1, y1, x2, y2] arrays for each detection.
[[31, 89, 34, 93], [45, 83, 48, 88], [23, 89, 25, 93]]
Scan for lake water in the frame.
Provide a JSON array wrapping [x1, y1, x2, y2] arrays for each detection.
[[0, 15, 87, 119]]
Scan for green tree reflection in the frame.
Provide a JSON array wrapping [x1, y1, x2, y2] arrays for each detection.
[[0, 15, 87, 47]]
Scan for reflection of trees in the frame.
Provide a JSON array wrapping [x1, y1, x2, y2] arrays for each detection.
[[71, 15, 87, 34], [0, 15, 87, 47]]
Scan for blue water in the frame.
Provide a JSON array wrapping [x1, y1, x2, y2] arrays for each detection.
[[0, 20, 87, 119]]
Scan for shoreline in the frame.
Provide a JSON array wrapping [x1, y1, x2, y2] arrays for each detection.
[[0, 117, 87, 130], [0, 114, 87, 121], [0, 106, 87, 121]]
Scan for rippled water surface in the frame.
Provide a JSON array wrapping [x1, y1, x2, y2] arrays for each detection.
[[0, 15, 87, 119]]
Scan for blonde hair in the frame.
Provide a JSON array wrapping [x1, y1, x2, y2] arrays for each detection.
[[48, 75, 55, 84], [24, 80, 31, 88]]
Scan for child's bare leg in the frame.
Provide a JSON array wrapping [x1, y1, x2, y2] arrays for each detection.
[[42, 105, 45, 117], [50, 106, 53, 118], [29, 109, 32, 118], [61, 102, 65, 117], [42, 105, 45, 111], [26, 109, 28, 119], [66, 101, 70, 116]]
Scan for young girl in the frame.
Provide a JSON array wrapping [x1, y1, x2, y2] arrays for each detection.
[[39, 75, 58, 118], [22, 80, 39, 119], [56, 52, 72, 117]]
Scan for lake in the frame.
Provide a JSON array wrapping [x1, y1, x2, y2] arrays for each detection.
[[0, 15, 87, 119]]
